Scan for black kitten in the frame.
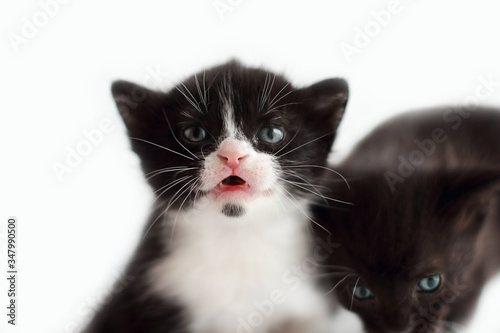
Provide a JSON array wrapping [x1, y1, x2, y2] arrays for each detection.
[[313, 107, 500, 333], [85, 60, 349, 333]]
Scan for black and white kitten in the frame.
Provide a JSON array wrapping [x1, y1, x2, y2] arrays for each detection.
[[85, 60, 349, 333]]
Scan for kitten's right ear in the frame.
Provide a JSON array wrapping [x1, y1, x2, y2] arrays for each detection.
[[111, 80, 164, 134], [300, 78, 349, 130]]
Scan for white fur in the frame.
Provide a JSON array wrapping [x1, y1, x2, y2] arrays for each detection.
[[148, 99, 329, 332], [148, 195, 329, 333], [223, 99, 239, 138]]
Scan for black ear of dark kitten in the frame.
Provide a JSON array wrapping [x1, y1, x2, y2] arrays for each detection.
[[311, 168, 500, 333]]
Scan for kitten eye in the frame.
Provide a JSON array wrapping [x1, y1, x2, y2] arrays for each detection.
[[351, 285, 374, 300], [257, 126, 284, 144], [417, 275, 442, 292], [183, 126, 208, 142]]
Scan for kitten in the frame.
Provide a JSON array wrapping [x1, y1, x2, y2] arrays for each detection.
[[312, 107, 500, 333], [341, 106, 500, 173], [84, 60, 349, 333]]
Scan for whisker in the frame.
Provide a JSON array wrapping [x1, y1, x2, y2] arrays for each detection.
[[166, 177, 198, 209], [130, 137, 194, 161], [179, 82, 203, 113], [265, 74, 277, 107], [175, 82, 203, 113], [324, 273, 358, 295], [175, 85, 201, 113], [260, 74, 276, 111], [282, 169, 331, 197], [153, 175, 192, 194], [266, 82, 291, 110], [315, 264, 357, 273], [202, 70, 209, 107], [258, 72, 270, 111], [278, 177, 326, 203], [313, 272, 358, 279], [273, 123, 302, 157], [145, 166, 193, 177], [143, 176, 196, 239], [350, 276, 360, 310], [192, 182, 204, 208], [285, 164, 351, 190], [264, 101, 302, 115], [153, 175, 193, 202], [163, 109, 200, 160], [170, 178, 200, 243], [276, 132, 335, 159], [268, 188, 287, 216], [194, 73, 207, 109], [279, 177, 353, 206], [205, 71, 219, 102], [146, 167, 198, 180], [267, 86, 298, 112], [279, 186, 331, 235]]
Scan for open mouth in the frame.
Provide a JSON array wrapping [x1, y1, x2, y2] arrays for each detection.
[[221, 176, 246, 186], [218, 176, 249, 190], [211, 175, 258, 207]]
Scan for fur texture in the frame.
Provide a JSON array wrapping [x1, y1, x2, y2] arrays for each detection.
[[85, 60, 348, 333], [312, 107, 500, 333]]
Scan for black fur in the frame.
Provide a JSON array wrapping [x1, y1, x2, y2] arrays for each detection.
[[85, 60, 348, 332], [221, 203, 245, 217], [312, 107, 500, 333]]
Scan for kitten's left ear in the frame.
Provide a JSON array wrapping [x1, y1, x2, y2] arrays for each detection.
[[300, 78, 349, 129]]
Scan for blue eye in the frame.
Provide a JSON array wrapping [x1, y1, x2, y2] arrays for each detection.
[[257, 126, 284, 144], [417, 275, 442, 292], [183, 126, 208, 142], [351, 285, 374, 300]]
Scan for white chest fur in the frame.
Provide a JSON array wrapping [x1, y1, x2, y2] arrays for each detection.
[[148, 196, 329, 333]]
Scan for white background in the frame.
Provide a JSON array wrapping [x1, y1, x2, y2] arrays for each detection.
[[1, 0, 500, 332]]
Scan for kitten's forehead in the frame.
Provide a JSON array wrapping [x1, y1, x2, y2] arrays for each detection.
[[332, 175, 450, 273], [177, 61, 296, 141], [215, 74, 239, 139], [222, 99, 238, 138], [339, 174, 478, 285]]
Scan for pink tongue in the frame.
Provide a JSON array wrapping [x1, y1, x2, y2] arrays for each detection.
[[221, 176, 246, 186]]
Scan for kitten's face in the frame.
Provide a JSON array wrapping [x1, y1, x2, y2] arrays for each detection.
[[113, 61, 348, 217], [313, 171, 498, 333]]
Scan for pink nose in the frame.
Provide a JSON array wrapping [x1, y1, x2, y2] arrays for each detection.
[[217, 140, 248, 169]]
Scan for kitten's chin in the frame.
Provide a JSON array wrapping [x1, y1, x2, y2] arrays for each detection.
[[205, 183, 274, 217], [221, 203, 245, 217]]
